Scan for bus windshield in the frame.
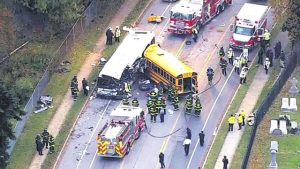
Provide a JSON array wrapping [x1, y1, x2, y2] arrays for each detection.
[[170, 11, 193, 20], [234, 26, 255, 36]]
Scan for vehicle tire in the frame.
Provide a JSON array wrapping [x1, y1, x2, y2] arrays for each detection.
[[135, 128, 141, 140], [216, 6, 222, 15], [221, 2, 226, 11], [125, 144, 131, 155]]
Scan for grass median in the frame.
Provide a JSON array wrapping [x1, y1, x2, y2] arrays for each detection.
[[7, 0, 127, 168]]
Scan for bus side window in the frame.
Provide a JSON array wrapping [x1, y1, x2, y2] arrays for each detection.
[[167, 74, 170, 81], [172, 78, 175, 84], [163, 71, 166, 78], [157, 67, 161, 75], [192, 78, 196, 85], [153, 65, 158, 72], [178, 79, 183, 85]]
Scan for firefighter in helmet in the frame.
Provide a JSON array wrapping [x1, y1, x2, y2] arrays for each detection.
[[122, 97, 130, 106], [132, 98, 139, 107], [194, 97, 202, 116]]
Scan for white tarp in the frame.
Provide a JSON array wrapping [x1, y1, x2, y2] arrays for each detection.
[[99, 30, 155, 80]]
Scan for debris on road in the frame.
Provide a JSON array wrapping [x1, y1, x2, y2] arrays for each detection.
[[34, 95, 53, 113]]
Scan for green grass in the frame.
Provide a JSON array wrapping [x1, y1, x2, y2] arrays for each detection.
[[247, 67, 300, 169], [204, 62, 259, 169], [7, 0, 126, 168], [204, 16, 287, 169]]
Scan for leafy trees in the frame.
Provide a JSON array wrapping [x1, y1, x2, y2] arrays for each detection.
[[16, 0, 91, 31], [270, 0, 300, 41], [0, 80, 25, 168]]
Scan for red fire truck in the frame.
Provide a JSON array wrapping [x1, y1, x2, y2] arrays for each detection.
[[229, 3, 269, 50], [168, 0, 232, 34], [97, 106, 146, 158]]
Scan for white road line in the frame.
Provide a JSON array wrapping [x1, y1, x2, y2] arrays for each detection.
[[88, 149, 98, 169], [75, 100, 112, 169], [186, 65, 236, 169], [151, 3, 171, 31]]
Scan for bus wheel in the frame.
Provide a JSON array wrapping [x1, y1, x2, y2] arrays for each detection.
[[216, 5, 222, 15], [221, 2, 226, 11], [135, 128, 141, 140]]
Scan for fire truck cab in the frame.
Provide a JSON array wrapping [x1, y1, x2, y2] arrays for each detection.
[[229, 3, 269, 50], [97, 106, 146, 158], [168, 0, 232, 35]]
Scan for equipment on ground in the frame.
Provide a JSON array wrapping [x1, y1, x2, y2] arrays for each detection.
[[229, 3, 269, 50], [97, 106, 146, 158], [143, 44, 198, 95], [147, 14, 164, 23], [97, 30, 155, 99], [168, 0, 232, 34]]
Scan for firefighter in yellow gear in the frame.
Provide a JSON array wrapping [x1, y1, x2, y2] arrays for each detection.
[[146, 99, 154, 114], [194, 98, 202, 116], [132, 98, 139, 107], [49, 135, 55, 154], [114, 26, 121, 42], [124, 82, 131, 93], [241, 110, 246, 126], [238, 114, 243, 130], [228, 114, 235, 131], [155, 98, 163, 114], [185, 100, 193, 114], [122, 98, 130, 106], [149, 90, 158, 102], [149, 105, 157, 123], [172, 95, 179, 111]]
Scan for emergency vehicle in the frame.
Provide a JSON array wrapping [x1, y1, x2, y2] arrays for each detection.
[[97, 106, 146, 158], [168, 0, 232, 34], [229, 3, 269, 49]]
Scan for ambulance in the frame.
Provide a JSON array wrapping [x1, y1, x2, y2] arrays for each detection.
[[229, 3, 269, 50]]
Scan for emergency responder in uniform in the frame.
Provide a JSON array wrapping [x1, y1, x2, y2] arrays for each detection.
[[106, 27, 114, 45], [149, 104, 157, 123], [167, 85, 173, 101], [240, 56, 247, 68], [147, 99, 154, 110], [280, 50, 286, 68], [149, 90, 158, 102], [161, 97, 167, 114], [115, 26, 121, 42], [122, 97, 130, 106], [124, 81, 131, 94], [82, 78, 89, 96], [194, 97, 202, 116], [172, 95, 179, 111], [71, 76, 79, 100], [199, 131, 205, 147], [42, 129, 50, 149], [49, 135, 55, 154], [238, 114, 243, 130], [227, 48, 234, 65], [170, 87, 176, 101], [207, 66, 214, 85], [228, 114, 235, 131], [240, 66, 248, 84], [233, 57, 240, 75], [185, 99, 193, 114], [219, 58, 228, 76], [241, 110, 246, 126], [219, 46, 225, 60], [247, 112, 255, 126], [155, 98, 163, 114], [263, 29, 271, 46], [264, 57, 270, 74], [192, 27, 198, 42], [257, 47, 264, 65], [274, 41, 282, 59], [35, 134, 44, 155], [132, 98, 139, 107], [158, 86, 164, 98]]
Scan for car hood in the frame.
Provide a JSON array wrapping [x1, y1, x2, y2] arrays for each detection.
[[233, 34, 251, 42]]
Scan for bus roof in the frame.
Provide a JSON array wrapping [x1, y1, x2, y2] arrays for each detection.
[[99, 30, 155, 80], [237, 3, 268, 22], [144, 44, 195, 78]]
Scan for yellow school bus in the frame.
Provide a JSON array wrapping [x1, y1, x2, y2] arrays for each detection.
[[143, 44, 198, 94]]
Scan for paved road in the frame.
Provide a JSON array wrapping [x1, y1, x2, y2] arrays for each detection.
[[57, 0, 273, 169]]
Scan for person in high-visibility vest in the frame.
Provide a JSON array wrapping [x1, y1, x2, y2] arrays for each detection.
[[49, 135, 55, 154], [194, 98, 202, 116], [155, 98, 163, 114], [146, 99, 154, 114], [149, 90, 158, 102], [238, 114, 243, 130], [114, 26, 121, 42], [131, 98, 139, 107], [263, 29, 271, 45], [233, 57, 240, 75], [192, 27, 198, 42], [227, 48, 234, 65], [240, 66, 248, 84], [185, 100, 193, 114], [149, 105, 157, 123], [228, 114, 235, 131], [172, 95, 179, 111], [241, 110, 246, 126]]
